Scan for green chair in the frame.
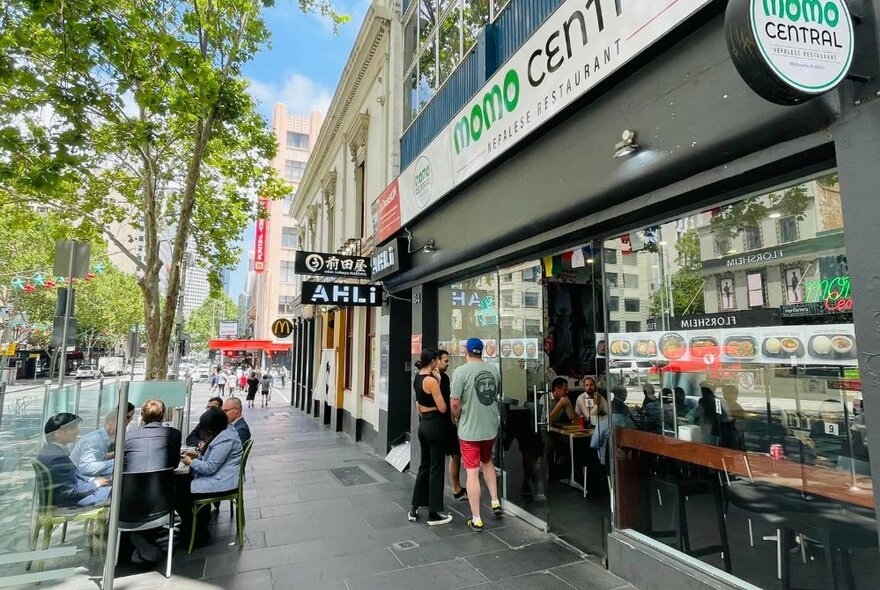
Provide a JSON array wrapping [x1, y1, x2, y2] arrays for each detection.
[[188, 438, 254, 553], [28, 460, 108, 571]]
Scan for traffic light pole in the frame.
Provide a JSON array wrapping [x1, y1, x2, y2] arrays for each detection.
[[57, 246, 76, 387], [170, 254, 190, 379]]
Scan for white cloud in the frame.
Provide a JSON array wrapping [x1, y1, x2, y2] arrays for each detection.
[[247, 73, 333, 118]]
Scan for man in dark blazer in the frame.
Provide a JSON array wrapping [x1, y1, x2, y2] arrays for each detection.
[[122, 400, 182, 564], [222, 397, 251, 444], [123, 400, 182, 472]]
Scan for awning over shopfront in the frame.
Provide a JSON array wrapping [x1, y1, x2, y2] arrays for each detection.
[[207, 339, 292, 353]]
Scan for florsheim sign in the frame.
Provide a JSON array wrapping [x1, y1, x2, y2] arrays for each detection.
[[724, 0, 854, 104], [375, 0, 713, 242]]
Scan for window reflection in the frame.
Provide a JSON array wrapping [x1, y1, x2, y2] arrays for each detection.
[[607, 173, 873, 589]]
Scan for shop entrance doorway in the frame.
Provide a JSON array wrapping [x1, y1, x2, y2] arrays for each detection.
[[438, 254, 611, 558]]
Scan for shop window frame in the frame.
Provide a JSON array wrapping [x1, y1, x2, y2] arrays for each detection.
[[363, 306, 375, 398], [746, 271, 767, 308], [343, 308, 354, 390], [777, 216, 800, 243], [782, 266, 806, 304]]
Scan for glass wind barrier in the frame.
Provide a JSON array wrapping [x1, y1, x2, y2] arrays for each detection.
[[606, 173, 877, 589], [0, 379, 118, 587], [0, 378, 192, 588]]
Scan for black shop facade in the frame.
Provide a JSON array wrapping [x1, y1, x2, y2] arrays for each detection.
[[374, 1, 880, 589]]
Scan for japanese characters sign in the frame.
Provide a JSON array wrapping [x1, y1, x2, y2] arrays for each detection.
[[294, 250, 371, 279]]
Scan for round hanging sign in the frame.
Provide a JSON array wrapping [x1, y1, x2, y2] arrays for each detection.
[[725, 0, 855, 105]]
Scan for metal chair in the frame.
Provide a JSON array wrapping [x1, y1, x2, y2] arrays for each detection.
[[115, 468, 176, 577], [28, 460, 108, 571], [188, 438, 254, 553]]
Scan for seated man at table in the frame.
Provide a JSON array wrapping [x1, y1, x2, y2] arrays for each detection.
[[575, 376, 608, 425], [222, 397, 251, 444], [124, 400, 182, 472], [70, 403, 134, 479], [541, 377, 576, 427], [123, 400, 182, 563], [37, 413, 111, 508], [178, 408, 243, 547], [186, 397, 223, 447]]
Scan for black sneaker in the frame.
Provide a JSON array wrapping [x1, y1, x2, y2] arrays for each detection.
[[453, 489, 467, 500], [467, 519, 484, 532], [408, 507, 419, 522], [427, 512, 453, 526], [492, 501, 504, 517]]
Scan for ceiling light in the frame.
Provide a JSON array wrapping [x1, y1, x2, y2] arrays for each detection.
[[586, 258, 594, 264], [613, 130, 639, 158]]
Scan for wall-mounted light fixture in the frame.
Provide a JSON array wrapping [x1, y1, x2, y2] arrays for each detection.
[[405, 228, 437, 254], [338, 238, 361, 256], [613, 130, 639, 158], [768, 212, 782, 219]]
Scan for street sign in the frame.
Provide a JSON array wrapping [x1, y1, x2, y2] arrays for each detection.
[[218, 320, 238, 338], [294, 250, 371, 279], [53, 240, 91, 278], [51, 317, 77, 348], [1, 343, 16, 356], [271, 318, 293, 338], [301, 281, 383, 307]]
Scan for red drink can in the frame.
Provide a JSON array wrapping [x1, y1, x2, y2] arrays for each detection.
[[770, 444, 784, 460]]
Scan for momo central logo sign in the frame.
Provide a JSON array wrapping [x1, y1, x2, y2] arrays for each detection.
[[453, 68, 520, 155], [413, 156, 433, 208], [754, 0, 853, 93]]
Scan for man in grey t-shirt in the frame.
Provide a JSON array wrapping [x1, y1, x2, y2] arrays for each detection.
[[451, 338, 503, 531]]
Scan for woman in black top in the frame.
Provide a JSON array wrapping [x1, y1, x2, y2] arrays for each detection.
[[408, 348, 453, 526]]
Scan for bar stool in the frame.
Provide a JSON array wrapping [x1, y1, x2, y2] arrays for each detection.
[[644, 473, 732, 573]]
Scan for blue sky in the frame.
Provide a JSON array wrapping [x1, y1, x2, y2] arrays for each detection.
[[227, 0, 370, 298]]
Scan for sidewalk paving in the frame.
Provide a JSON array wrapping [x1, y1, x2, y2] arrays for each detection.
[[72, 383, 635, 589]]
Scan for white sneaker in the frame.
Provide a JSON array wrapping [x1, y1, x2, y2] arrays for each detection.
[[427, 512, 453, 526]]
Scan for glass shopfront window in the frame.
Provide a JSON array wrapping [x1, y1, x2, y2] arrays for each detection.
[[606, 174, 875, 589]]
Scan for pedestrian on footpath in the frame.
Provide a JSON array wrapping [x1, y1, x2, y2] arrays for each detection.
[[408, 348, 454, 526], [246, 370, 259, 408], [436, 349, 465, 500], [260, 370, 272, 407], [451, 338, 503, 531], [217, 368, 227, 396]]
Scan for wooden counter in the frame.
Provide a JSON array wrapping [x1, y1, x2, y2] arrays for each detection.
[[614, 428, 874, 509]]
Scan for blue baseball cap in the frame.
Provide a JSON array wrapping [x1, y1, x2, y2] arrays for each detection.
[[466, 338, 484, 354]]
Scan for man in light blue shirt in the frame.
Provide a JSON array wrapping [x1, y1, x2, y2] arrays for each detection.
[[70, 403, 134, 478]]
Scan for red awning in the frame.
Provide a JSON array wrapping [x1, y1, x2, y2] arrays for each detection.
[[207, 339, 291, 353]]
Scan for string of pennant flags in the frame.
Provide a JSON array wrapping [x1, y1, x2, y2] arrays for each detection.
[[7, 263, 106, 293], [540, 227, 661, 278]]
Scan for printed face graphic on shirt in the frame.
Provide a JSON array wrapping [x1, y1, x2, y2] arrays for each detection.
[[475, 371, 498, 406]]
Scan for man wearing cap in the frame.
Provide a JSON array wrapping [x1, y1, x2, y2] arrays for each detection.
[[450, 338, 503, 532], [37, 413, 111, 508]]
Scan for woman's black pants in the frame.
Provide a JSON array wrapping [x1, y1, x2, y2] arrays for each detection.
[[411, 412, 449, 513]]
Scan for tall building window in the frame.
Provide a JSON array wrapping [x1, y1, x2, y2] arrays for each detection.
[[605, 249, 617, 265], [623, 273, 639, 289], [743, 226, 763, 250], [344, 309, 354, 390], [714, 236, 732, 256], [281, 226, 299, 249], [524, 319, 542, 337], [284, 160, 306, 182], [403, 0, 489, 126], [363, 307, 375, 398], [778, 216, 799, 243], [624, 298, 640, 312], [607, 297, 619, 312], [747, 272, 766, 307], [287, 132, 309, 149], [625, 321, 641, 332], [522, 292, 539, 308], [279, 260, 296, 283], [278, 295, 296, 314]]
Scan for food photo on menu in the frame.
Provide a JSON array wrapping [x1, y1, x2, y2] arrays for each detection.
[[607, 323, 858, 366]]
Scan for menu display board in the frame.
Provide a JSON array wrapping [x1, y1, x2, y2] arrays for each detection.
[[607, 323, 857, 367], [438, 337, 540, 360]]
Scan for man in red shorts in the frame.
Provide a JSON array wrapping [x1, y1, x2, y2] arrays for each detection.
[[450, 337, 503, 531]]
